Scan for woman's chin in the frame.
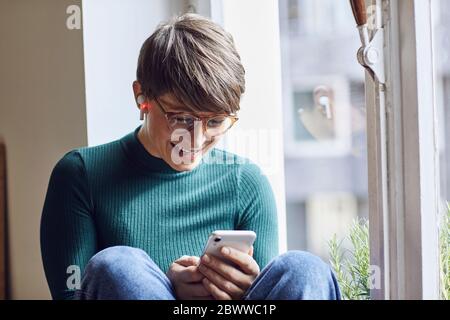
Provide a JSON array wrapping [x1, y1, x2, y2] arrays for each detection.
[[166, 145, 205, 172]]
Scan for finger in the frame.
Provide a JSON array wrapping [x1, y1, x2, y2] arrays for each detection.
[[200, 254, 252, 290], [198, 264, 245, 299], [202, 277, 232, 300], [170, 263, 204, 283], [175, 255, 191, 263], [175, 256, 200, 267], [175, 255, 190, 261], [181, 266, 204, 283], [248, 246, 254, 257], [220, 247, 260, 275]]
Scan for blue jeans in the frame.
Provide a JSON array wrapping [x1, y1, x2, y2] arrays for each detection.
[[74, 246, 341, 300]]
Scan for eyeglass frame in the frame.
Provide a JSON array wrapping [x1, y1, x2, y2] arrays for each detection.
[[152, 96, 239, 136]]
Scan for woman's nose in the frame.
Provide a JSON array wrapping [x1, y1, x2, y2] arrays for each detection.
[[191, 120, 207, 148]]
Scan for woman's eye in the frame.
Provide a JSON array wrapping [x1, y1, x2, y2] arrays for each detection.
[[174, 116, 194, 125], [208, 118, 225, 127]]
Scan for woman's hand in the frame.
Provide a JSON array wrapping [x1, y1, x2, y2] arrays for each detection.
[[198, 246, 260, 300], [166, 255, 214, 300]]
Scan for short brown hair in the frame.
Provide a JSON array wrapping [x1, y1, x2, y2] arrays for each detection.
[[136, 13, 245, 114]]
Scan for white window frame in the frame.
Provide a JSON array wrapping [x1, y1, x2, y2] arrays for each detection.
[[366, 0, 441, 299]]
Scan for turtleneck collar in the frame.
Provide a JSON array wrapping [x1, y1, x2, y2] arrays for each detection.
[[120, 126, 207, 175]]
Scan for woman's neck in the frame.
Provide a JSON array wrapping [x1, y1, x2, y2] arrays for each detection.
[[137, 124, 163, 159]]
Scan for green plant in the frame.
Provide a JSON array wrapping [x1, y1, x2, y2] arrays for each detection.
[[329, 208, 450, 300], [328, 218, 370, 300], [440, 204, 450, 300]]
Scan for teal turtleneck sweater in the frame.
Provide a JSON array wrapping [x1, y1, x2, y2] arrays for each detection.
[[40, 126, 279, 300]]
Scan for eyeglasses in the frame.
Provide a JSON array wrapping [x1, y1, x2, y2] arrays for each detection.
[[153, 97, 239, 137]]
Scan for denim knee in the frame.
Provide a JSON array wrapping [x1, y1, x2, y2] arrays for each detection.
[[270, 250, 341, 299], [77, 246, 175, 300], [243, 250, 341, 300], [272, 251, 330, 276], [85, 246, 148, 274]]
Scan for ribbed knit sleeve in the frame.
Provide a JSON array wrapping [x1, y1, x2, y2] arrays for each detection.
[[237, 163, 279, 270], [40, 150, 97, 300]]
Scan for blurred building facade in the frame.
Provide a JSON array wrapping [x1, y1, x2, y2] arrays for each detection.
[[279, 0, 368, 258]]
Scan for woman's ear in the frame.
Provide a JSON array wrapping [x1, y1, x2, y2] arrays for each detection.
[[132, 81, 142, 103]]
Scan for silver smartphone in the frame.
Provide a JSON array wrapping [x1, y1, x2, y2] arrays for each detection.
[[202, 230, 256, 264]]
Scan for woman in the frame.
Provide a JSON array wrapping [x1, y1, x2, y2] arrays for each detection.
[[40, 13, 341, 300]]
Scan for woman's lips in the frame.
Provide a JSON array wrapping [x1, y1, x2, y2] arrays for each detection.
[[170, 142, 205, 155]]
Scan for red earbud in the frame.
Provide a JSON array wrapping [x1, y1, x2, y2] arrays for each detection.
[[142, 102, 153, 110], [138, 100, 152, 121]]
